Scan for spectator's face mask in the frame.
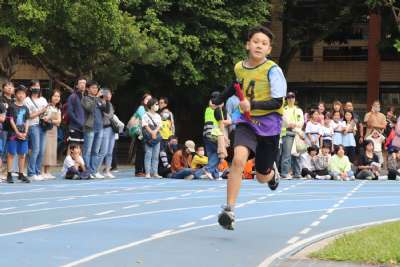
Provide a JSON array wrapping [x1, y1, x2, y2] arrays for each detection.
[[170, 142, 178, 152], [31, 87, 40, 94], [162, 112, 170, 120]]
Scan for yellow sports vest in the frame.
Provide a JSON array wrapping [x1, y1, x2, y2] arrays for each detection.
[[234, 60, 284, 117]]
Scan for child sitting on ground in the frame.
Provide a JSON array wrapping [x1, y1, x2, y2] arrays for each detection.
[[191, 146, 208, 169], [328, 145, 354, 181], [387, 149, 400, 180], [300, 145, 318, 179], [62, 145, 89, 180], [311, 144, 331, 180]]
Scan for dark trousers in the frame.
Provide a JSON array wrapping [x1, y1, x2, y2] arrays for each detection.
[[301, 168, 329, 179], [345, 146, 356, 163]]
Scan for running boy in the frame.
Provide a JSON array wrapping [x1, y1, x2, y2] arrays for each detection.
[[212, 26, 287, 230], [6, 85, 30, 183]]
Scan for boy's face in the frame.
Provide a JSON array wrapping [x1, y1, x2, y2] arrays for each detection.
[[3, 84, 14, 96], [15, 91, 26, 101], [87, 85, 98, 96], [197, 148, 205, 156], [322, 148, 330, 155], [71, 147, 81, 156], [246, 32, 272, 61], [310, 151, 317, 157]]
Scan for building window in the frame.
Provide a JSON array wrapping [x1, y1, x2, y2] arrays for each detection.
[[323, 46, 368, 61], [300, 45, 314, 61]]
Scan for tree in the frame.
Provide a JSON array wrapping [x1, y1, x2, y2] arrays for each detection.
[[0, 0, 168, 90]]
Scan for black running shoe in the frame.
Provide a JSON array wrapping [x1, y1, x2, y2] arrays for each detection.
[[6, 173, 13, 184], [268, 163, 280, 191], [218, 205, 235, 230], [18, 173, 30, 183]]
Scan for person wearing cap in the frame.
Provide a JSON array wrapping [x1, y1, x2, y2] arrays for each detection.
[[6, 85, 30, 183], [280, 92, 304, 179], [23, 80, 49, 181], [170, 140, 195, 179]]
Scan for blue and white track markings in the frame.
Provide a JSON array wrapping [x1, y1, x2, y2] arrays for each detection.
[[0, 174, 399, 267]]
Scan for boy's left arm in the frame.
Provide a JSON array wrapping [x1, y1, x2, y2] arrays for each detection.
[[250, 66, 286, 110]]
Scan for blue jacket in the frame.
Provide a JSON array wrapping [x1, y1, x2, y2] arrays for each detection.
[[67, 91, 85, 131]]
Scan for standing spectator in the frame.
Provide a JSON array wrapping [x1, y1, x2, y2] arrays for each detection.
[[159, 107, 174, 151], [366, 129, 385, 164], [171, 140, 195, 179], [6, 85, 30, 183], [225, 94, 240, 161], [158, 135, 178, 178], [0, 81, 11, 178], [331, 111, 345, 149], [129, 93, 152, 176], [387, 149, 400, 180], [317, 101, 326, 124], [82, 80, 108, 178], [280, 92, 304, 178], [305, 109, 322, 148], [159, 97, 175, 135], [384, 107, 396, 137], [328, 145, 354, 180], [342, 111, 357, 163], [42, 89, 62, 179], [66, 78, 86, 145], [364, 100, 387, 138], [142, 98, 162, 178], [344, 101, 364, 145], [332, 100, 343, 115], [320, 112, 333, 149], [356, 140, 381, 180], [203, 92, 221, 179], [98, 89, 116, 178], [24, 80, 48, 180]]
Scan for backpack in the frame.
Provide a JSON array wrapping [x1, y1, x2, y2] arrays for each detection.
[[126, 112, 142, 139]]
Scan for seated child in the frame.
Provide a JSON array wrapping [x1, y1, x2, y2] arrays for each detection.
[[366, 129, 385, 164], [191, 146, 208, 169], [311, 144, 331, 180], [300, 145, 318, 179], [62, 145, 89, 180], [328, 145, 354, 181], [387, 149, 400, 180]]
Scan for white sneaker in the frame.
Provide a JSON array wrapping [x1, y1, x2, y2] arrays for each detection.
[[35, 175, 44, 181], [94, 172, 105, 179], [104, 172, 115, 178], [45, 173, 56, 180]]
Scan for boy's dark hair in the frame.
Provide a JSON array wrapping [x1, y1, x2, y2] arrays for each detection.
[[29, 80, 40, 88], [168, 135, 177, 142], [146, 97, 158, 110], [307, 145, 319, 154], [69, 144, 80, 151], [76, 77, 86, 83], [364, 139, 374, 149], [196, 146, 204, 151], [333, 145, 345, 154], [247, 26, 274, 43], [86, 80, 98, 88], [15, 84, 27, 94], [160, 97, 168, 105], [2, 80, 13, 89]]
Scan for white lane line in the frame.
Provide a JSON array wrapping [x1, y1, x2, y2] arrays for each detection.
[[62, 217, 87, 223], [58, 198, 76, 202], [122, 204, 140, 210], [180, 193, 191, 197], [0, 207, 16, 211], [200, 215, 215, 221], [258, 196, 267, 200], [145, 200, 159, 205], [196, 190, 205, 193], [236, 203, 246, 208], [123, 188, 136, 191], [299, 228, 311, 235], [105, 191, 119, 194], [326, 209, 335, 214], [287, 236, 301, 244], [277, 190, 283, 193], [151, 230, 173, 238], [338, 200, 345, 204], [165, 197, 177, 200], [310, 221, 320, 227], [246, 200, 257, 205], [21, 224, 51, 232], [283, 188, 289, 191], [267, 194, 275, 197], [27, 202, 48, 207], [319, 215, 328, 220], [178, 222, 196, 228], [333, 203, 340, 208], [95, 210, 115, 216], [343, 196, 349, 200]]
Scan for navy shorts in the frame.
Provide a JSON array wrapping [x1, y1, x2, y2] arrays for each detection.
[[234, 123, 279, 174], [7, 139, 29, 155]]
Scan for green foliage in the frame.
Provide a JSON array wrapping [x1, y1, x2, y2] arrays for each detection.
[[0, 0, 168, 87], [395, 39, 400, 51], [123, 0, 270, 89]]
